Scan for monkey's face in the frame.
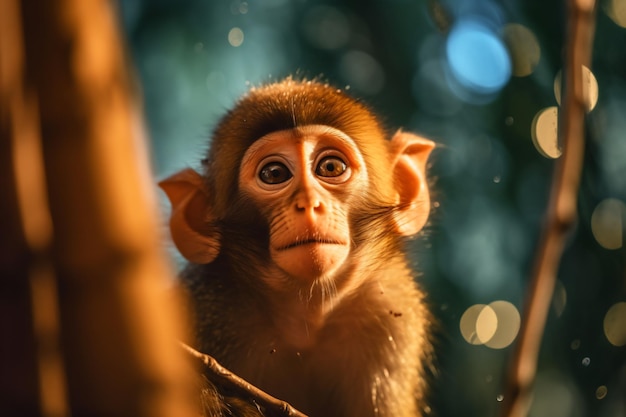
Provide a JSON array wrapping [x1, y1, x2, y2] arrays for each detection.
[[239, 125, 368, 284]]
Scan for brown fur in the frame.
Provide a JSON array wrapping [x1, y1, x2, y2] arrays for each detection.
[[162, 78, 435, 417]]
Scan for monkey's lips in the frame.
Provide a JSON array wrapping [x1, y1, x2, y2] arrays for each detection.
[[272, 237, 349, 282], [276, 238, 345, 251]]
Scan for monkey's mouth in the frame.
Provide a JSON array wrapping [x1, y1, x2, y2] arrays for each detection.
[[277, 238, 344, 251]]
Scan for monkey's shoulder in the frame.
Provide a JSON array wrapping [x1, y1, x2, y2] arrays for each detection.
[[177, 264, 260, 352]]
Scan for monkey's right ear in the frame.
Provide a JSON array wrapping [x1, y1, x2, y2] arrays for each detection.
[[158, 168, 220, 264]]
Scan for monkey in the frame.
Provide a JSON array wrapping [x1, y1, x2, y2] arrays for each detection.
[[159, 78, 435, 417]]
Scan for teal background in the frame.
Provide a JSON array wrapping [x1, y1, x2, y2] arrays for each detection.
[[118, 1, 626, 416]]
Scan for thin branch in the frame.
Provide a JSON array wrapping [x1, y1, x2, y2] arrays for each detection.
[[181, 343, 308, 417], [499, 1, 597, 417]]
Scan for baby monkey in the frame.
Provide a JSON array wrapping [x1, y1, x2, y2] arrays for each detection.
[[160, 78, 435, 417]]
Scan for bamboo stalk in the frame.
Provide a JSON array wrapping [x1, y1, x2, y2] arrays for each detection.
[[1, 1, 64, 415], [2, 1, 196, 415]]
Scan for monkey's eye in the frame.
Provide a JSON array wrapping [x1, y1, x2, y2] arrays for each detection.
[[316, 156, 347, 178], [259, 162, 293, 184]]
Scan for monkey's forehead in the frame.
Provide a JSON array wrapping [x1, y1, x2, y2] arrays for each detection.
[[210, 78, 387, 153]]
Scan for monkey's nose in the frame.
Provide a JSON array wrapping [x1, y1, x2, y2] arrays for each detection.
[[295, 198, 321, 211], [294, 190, 323, 214]]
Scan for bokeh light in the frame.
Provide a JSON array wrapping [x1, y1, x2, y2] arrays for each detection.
[[590, 198, 625, 250], [532, 67, 600, 160], [460, 301, 521, 349], [484, 301, 521, 349], [460, 304, 491, 345], [603, 302, 626, 347], [605, 0, 626, 28], [553, 66, 599, 112], [476, 305, 498, 344], [531, 106, 561, 159], [502, 23, 541, 77], [228, 27, 244, 47], [446, 19, 511, 96]]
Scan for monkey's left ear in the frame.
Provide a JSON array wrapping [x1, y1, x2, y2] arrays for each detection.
[[159, 168, 221, 264], [390, 130, 435, 236]]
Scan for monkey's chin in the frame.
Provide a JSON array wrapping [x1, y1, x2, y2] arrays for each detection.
[[272, 243, 349, 284]]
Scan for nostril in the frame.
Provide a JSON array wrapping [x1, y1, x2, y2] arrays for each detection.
[[295, 197, 322, 212]]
